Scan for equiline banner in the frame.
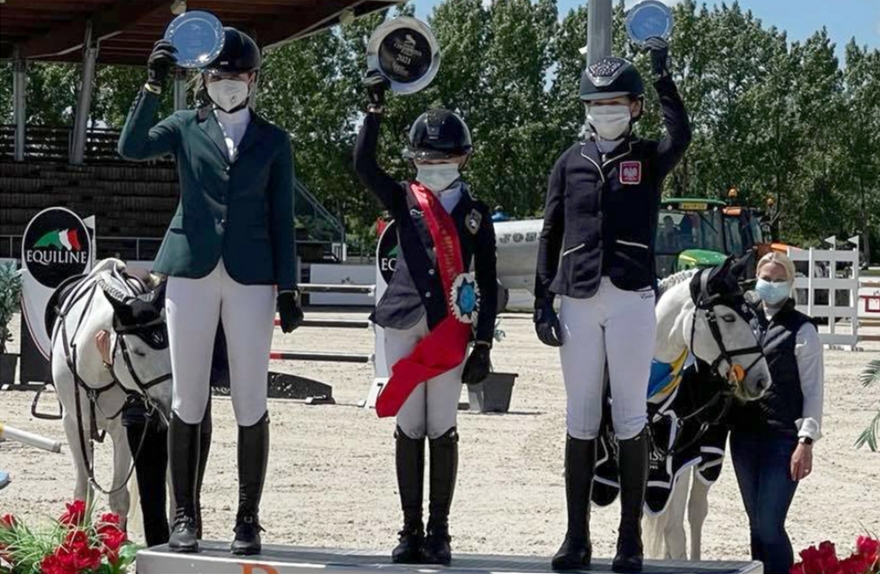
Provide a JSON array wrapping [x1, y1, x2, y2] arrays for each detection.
[[20, 208, 94, 377]]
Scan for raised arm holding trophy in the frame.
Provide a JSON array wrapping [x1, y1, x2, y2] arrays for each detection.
[[534, 1, 692, 572], [355, 16, 499, 566]]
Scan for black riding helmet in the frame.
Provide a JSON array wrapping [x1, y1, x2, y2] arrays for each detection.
[[579, 56, 644, 103], [404, 109, 473, 161], [204, 27, 261, 74]]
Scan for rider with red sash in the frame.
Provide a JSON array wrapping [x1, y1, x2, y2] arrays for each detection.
[[354, 73, 498, 565]]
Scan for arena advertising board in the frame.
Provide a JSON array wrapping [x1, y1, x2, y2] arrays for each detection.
[[20, 208, 94, 361]]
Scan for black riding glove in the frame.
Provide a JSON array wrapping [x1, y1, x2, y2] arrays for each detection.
[[146, 40, 177, 91], [534, 298, 563, 347], [364, 69, 389, 111], [462, 344, 492, 386], [644, 37, 670, 79], [277, 290, 304, 334]]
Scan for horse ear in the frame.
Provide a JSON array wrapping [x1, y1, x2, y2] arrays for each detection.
[[730, 251, 755, 279], [719, 256, 735, 276], [99, 277, 135, 324]]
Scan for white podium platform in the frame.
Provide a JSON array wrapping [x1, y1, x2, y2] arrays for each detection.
[[136, 542, 763, 574]]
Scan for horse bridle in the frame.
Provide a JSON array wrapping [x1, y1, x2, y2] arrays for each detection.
[[689, 268, 766, 391], [647, 268, 767, 460], [109, 321, 171, 395], [52, 269, 170, 494]]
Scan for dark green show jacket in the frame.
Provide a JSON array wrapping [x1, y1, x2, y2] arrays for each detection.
[[118, 88, 296, 291]]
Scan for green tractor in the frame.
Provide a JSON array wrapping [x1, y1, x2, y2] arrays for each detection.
[[655, 198, 729, 279], [654, 195, 780, 279]]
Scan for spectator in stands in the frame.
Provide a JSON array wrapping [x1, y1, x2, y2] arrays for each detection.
[[729, 251, 824, 574], [118, 27, 303, 555]]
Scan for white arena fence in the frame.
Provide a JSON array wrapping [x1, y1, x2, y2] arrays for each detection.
[[787, 236, 862, 349]]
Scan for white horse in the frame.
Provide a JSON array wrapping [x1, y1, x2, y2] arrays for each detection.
[[49, 258, 171, 522], [641, 260, 770, 560]]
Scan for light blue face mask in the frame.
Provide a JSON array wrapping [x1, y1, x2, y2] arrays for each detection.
[[755, 279, 790, 305]]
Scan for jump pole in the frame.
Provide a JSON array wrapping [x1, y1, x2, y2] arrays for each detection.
[[0, 421, 63, 453]]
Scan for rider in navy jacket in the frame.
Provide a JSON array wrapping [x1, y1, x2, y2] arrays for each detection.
[[354, 74, 497, 566], [535, 39, 691, 573]]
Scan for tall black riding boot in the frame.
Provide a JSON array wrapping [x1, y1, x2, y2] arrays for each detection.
[[168, 414, 201, 553], [392, 427, 425, 564], [195, 399, 212, 539], [126, 418, 170, 547], [422, 428, 458, 566], [612, 430, 649, 573], [551, 436, 596, 570], [231, 412, 269, 556]]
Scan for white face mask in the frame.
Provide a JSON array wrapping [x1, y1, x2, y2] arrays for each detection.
[[416, 163, 461, 193], [586, 104, 632, 140], [207, 79, 250, 112]]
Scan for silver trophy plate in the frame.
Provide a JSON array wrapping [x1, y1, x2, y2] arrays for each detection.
[[626, 0, 674, 46], [366, 17, 441, 95], [164, 10, 225, 69]]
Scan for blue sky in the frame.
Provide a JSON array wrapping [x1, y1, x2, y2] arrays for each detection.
[[409, 0, 880, 59]]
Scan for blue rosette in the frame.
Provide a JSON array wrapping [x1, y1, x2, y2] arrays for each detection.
[[450, 273, 480, 324]]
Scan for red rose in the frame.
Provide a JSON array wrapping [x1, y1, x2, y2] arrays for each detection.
[[840, 553, 871, 574], [790, 562, 807, 574], [857, 536, 880, 561], [63, 528, 90, 551], [98, 512, 121, 528], [800, 546, 825, 574], [75, 547, 102, 571], [40, 552, 64, 574], [0, 514, 15, 529], [58, 499, 87, 527], [820, 541, 839, 559], [101, 528, 128, 564]]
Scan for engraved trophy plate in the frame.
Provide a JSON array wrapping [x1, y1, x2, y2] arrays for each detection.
[[164, 10, 225, 69], [366, 17, 441, 95], [626, 0, 674, 46]]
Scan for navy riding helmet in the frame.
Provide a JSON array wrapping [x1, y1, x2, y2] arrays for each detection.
[[404, 109, 473, 161]]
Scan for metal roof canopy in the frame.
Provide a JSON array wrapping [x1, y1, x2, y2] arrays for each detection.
[[0, 0, 402, 65]]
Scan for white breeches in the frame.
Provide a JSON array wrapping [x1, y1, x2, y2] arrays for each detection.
[[385, 316, 464, 440], [559, 277, 656, 441], [166, 260, 275, 426]]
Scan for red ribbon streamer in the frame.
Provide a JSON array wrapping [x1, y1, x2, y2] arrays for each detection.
[[375, 183, 471, 418]]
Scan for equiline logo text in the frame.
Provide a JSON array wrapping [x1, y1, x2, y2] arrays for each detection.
[[22, 208, 92, 288], [27, 229, 88, 266]]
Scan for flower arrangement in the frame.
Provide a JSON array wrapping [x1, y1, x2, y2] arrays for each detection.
[[790, 536, 880, 574], [0, 500, 137, 574]]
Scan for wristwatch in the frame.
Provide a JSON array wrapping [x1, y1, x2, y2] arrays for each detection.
[[799, 437, 814, 446]]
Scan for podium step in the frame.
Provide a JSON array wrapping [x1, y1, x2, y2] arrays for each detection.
[[135, 542, 763, 574]]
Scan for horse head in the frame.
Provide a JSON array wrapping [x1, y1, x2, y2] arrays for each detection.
[[100, 278, 172, 413], [685, 255, 771, 401]]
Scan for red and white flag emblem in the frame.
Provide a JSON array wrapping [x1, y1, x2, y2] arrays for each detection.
[[620, 161, 642, 185]]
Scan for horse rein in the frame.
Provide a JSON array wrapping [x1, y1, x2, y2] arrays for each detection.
[[53, 268, 169, 495], [108, 321, 171, 427]]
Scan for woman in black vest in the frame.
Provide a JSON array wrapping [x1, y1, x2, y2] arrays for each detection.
[[730, 252, 824, 574], [534, 39, 691, 573], [354, 74, 497, 565]]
